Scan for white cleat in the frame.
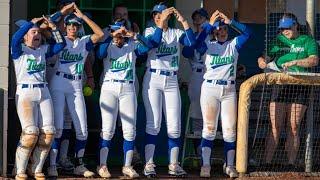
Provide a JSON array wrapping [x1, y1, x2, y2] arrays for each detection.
[[47, 165, 58, 177], [143, 162, 156, 178], [58, 157, 74, 170], [97, 165, 111, 178], [200, 165, 211, 178], [74, 164, 95, 177], [122, 166, 139, 179], [168, 163, 187, 177], [223, 163, 239, 178], [34, 172, 46, 180], [15, 173, 28, 180]]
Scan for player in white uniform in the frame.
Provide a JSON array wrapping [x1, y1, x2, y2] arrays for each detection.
[[11, 17, 65, 180], [95, 20, 150, 178], [48, 4, 104, 178], [188, 11, 251, 177], [142, 4, 195, 177], [182, 8, 209, 156]]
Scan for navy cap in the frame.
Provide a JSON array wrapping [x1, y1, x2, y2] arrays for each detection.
[[212, 20, 227, 30], [192, 8, 209, 20], [58, 0, 76, 5], [64, 14, 83, 25], [278, 17, 296, 29], [152, 4, 167, 14], [110, 21, 125, 31], [15, 19, 40, 28]]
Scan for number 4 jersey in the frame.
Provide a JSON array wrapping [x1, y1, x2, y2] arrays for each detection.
[[56, 35, 91, 75], [144, 27, 184, 71]]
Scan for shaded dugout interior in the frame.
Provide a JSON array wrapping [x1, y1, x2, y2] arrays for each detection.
[[7, 0, 266, 171]]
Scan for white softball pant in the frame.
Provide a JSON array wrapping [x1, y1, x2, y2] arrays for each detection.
[[188, 70, 204, 134], [200, 81, 237, 142], [49, 75, 87, 140], [99, 81, 137, 141], [143, 71, 181, 138]]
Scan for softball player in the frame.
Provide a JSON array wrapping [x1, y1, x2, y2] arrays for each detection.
[[11, 17, 65, 180], [193, 11, 251, 177], [48, 4, 104, 177], [182, 8, 209, 155], [96, 20, 150, 178], [142, 4, 195, 177]]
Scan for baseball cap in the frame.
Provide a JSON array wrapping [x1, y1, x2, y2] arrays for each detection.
[[15, 19, 40, 28], [152, 4, 167, 14], [278, 17, 296, 29], [192, 8, 209, 20], [64, 14, 83, 25], [109, 21, 125, 31], [212, 20, 227, 30]]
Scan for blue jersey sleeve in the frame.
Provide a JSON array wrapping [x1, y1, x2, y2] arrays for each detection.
[[134, 34, 151, 57], [179, 28, 196, 47], [230, 20, 251, 51], [46, 30, 66, 58], [96, 36, 112, 59], [146, 27, 163, 48], [11, 22, 34, 59], [49, 11, 62, 24]]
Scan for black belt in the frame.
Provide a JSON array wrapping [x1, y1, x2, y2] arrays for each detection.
[[56, 71, 82, 80], [206, 80, 235, 85], [149, 68, 177, 76], [106, 80, 133, 84], [21, 84, 47, 88]]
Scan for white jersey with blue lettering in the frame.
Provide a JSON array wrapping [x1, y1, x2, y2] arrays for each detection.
[[14, 44, 49, 84], [189, 35, 210, 70], [102, 40, 137, 82], [144, 27, 183, 71], [204, 38, 238, 81], [55, 35, 91, 75]]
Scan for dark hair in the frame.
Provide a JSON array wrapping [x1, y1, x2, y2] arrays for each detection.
[[113, 3, 128, 16], [281, 12, 310, 35]]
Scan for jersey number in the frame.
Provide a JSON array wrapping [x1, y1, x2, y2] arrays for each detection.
[[171, 56, 179, 68], [76, 63, 84, 74], [230, 65, 234, 77]]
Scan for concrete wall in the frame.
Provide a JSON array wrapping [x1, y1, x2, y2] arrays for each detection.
[[0, 0, 10, 176]]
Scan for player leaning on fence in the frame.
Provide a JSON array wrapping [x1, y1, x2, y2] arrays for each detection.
[[258, 13, 319, 168]]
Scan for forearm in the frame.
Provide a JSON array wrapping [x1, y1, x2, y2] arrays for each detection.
[[84, 59, 94, 78], [83, 15, 104, 43], [181, 20, 190, 30], [293, 56, 319, 67]]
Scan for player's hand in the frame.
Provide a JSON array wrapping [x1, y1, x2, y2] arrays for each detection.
[[123, 29, 136, 38], [258, 57, 267, 69], [219, 12, 231, 25], [60, 2, 75, 15], [132, 22, 140, 33], [173, 9, 185, 23], [42, 15, 57, 30], [111, 27, 126, 37], [282, 60, 297, 71], [73, 4, 85, 19], [86, 77, 95, 89], [31, 17, 44, 25], [160, 7, 175, 22], [209, 10, 220, 25]]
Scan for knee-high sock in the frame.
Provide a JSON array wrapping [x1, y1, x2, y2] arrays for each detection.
[[59, 129, 71, 160], [50, 138, 61, 166], [74, 139, 87, 166], [99, 137, 111, 166], [123, 140, 135, 166], [168, 137, 180, 164], [201, 138, 213, 166], [145, 133, 157, 164], [224, 141, 236, 166]]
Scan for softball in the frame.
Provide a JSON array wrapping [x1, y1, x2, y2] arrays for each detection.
[[83, 86, 93, 96]]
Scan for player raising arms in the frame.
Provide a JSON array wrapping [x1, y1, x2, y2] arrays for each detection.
[[48, 4, 104, 178], [186, 10, 251, 177], [142, 3, 195, 177], [11, 17, 65, 180], [95, 20, 151, 179]]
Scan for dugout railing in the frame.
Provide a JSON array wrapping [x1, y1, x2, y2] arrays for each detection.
[[236, 72, 320, 177]]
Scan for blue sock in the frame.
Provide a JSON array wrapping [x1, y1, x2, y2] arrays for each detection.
[[123, 140, 135, 166], [224, 141, 236, 166], [145, 133, 157, 164], [52, 138, 62, 150], [168, 137, 180, 164], [201, 138, 213, 166], [99, 137, 111, 165], [75, 139, 87, 165]]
